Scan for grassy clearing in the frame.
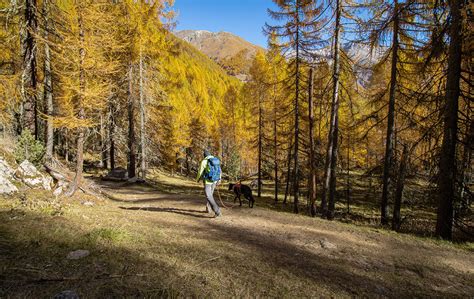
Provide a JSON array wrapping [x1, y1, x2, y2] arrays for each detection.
[[0, 172, 473, 298]]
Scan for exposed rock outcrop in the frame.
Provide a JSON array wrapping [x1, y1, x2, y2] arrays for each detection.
[[14, 160, 53, 190], [0, 158, 18, 194]]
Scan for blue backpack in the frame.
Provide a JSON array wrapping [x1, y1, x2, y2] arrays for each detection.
[[203, 157, 221, 182]]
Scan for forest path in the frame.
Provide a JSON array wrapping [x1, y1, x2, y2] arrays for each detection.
[[91, 175, 474, 297], [1, 174, 473, 297]]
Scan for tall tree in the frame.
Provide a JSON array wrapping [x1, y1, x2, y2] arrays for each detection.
[[21, 0, 38, 137], [308, 67, 317, 216], [67, 0, 86, 195], [354, 0, 422, 224], [139, 49, 147, 179], [380, 0, 400, 225], [52, 0, 120, 195], [127, 64, 136, 178], [43, 0, 54, 161], [265, 0, 322, 213], [436, 0, 463, 239], [321, 0, 345, 220], [125, 0, 172, 180], [247, 51, 268, 198]]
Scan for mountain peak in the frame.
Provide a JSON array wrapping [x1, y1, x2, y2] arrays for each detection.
[[174, 29, 264, 80], [174, 29, 263, 58]]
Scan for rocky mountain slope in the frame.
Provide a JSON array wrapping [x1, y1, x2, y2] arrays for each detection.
[[174, 30, 264, 80]]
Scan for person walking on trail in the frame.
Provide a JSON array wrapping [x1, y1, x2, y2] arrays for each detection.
[[196, 149, 222, 217]]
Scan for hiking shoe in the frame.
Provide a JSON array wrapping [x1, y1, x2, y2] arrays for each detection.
[[214, 213, 222, 218]]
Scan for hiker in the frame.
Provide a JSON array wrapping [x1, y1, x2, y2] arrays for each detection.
[[196, 149, 222, 217]]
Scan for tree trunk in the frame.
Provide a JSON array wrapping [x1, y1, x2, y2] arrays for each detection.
[[109, 103, 115, 170], [346, 134, 351, 214], [100, 114, 108, 169], [322, 0, 341, 220], [67, 3, 85, 196], [273, 86, 278, 203], [258, 93, 263, 197], [127, 64, 136, 178], [64, 129, 69, 163], [460, 120, 473, 205], [21, 0, 38, 138], [308, 68, 317, 216], [381, 0, 399, 225], [293, 5, 301, 214], [436, 0, 462, 239], [284, 139, 293, 204], [139, 49, 147, 180], [392, 144, 408, 231], [43, 0, 54, 160]]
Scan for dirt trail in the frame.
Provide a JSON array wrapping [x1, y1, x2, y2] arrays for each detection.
[[2, 176, 471, 297], [94, 178, 474, 297]]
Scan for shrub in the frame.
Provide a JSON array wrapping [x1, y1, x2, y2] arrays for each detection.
[[223, 148, 241, 181], [15, 129, 45, 166]]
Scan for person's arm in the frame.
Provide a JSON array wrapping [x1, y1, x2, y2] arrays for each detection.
[[196, 159, 207, 182]]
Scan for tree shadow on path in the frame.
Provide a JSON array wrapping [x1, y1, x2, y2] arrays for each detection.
[[119, 206, 213, 219]]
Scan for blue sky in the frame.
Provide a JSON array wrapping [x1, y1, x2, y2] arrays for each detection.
[[172, 0, 278, 48]]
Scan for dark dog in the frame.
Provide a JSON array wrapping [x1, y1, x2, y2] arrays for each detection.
[[228, 183, 255, 208]]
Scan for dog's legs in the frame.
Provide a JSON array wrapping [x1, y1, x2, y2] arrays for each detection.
[[243, 194, 251, 208], [239, 194, 242, 206]]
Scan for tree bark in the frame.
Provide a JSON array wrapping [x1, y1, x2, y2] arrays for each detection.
[[459, 120, 473, 205], [258, 91, 263, 197], [322, 0, 341, 220], [109, 102, 115, 170], [100, 114, 108, 169], [139, 48, 147, 180], [346, 134, 351, 214], [308, 68, 317, 216], [381, 0, 400, 225], [64, 129, 69, 163], [273, 82, 278, 202], [43, 0, 54, 160], [21, 0, 38, 138], [283, 138, 293, 204], [436, 0, 462, 239], [127, 64, 136, 178], [392, 144, 408, 231]]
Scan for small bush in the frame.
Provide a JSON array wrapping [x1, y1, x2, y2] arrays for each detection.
[[223, 148, 241, 180], [15, 129, 45, 166]]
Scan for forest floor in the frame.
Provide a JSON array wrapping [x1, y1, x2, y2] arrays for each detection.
[[1, 171, 473, 298]]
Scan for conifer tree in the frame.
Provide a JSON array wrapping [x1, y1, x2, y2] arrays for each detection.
[[52, 0, 120, 194], [43, 0, 54, 161], [265, 0, 323, 213], [353, 0, 430, 224], [435, 0, 464, 239], [21, 0, 38, 138], [321, 0, 343, 220]]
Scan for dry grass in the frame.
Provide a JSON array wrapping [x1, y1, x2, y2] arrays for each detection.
[[0, 173, 473, 298]]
